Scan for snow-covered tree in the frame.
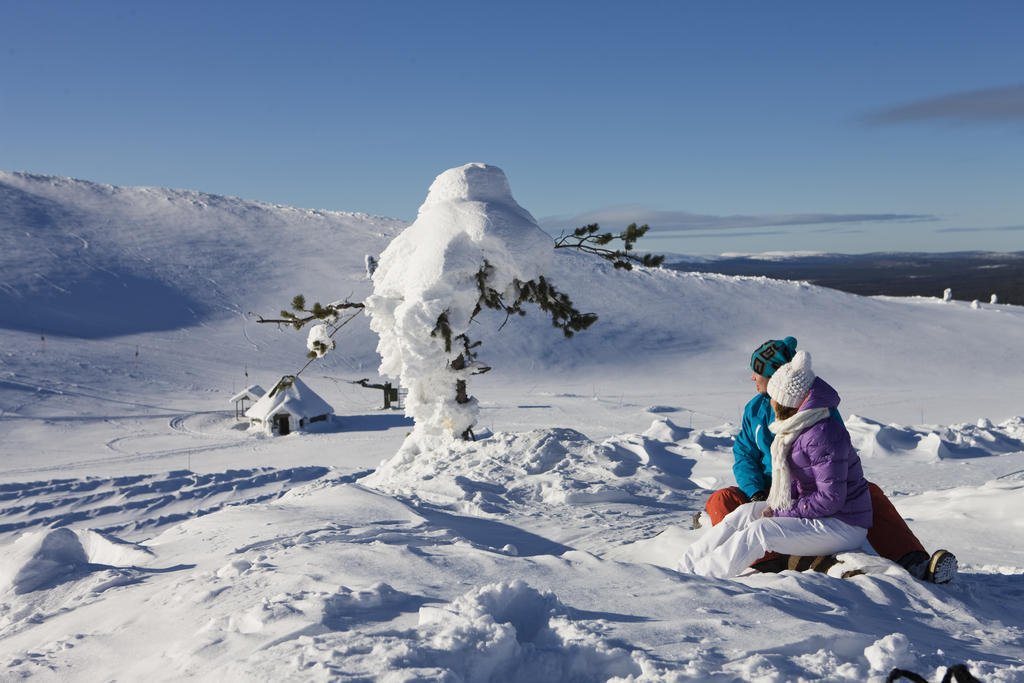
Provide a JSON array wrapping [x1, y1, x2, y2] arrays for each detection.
[[943, 288, 952, 302], [366, 163, 599, 449], [255, 163, 662, 454], [991, 293, 998, 305]]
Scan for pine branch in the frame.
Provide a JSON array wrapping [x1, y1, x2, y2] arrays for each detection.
[[554, 222, 665, 270], [250, 296, 365, 329], [468, 263, 599, 341]]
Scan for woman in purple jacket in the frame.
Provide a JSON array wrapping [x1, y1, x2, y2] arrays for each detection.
[[678, 350, 871, 578]]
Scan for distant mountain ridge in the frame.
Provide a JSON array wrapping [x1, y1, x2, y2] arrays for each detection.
[[666, 251, 1024, 305], [0, 171, 407, 338]]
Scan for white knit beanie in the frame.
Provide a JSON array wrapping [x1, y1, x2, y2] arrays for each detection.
[[767, 350, 816, 408]]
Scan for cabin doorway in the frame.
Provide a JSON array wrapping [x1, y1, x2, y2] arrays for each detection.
[[274, 413, 291, 435]]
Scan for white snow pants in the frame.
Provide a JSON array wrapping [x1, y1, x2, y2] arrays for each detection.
[[678, 501, 868, 578]]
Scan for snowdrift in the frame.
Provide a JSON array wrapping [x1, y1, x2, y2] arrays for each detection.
[[363, 420, 717, 516], [1, 527, 153, 594]]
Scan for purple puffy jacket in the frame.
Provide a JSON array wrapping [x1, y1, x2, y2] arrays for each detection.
[[773, 377, 872, 529]]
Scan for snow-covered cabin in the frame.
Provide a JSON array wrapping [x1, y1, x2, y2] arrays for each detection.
[[229, 384, 265, 420], [244, 376, 333, 435]]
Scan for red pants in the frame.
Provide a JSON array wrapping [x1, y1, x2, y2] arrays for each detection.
[[703, 483, 925, 563]]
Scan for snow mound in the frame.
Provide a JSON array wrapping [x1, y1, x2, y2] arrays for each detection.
[[77, 528, 155, 566], [643, 416, 692, 442], [220, 581, 662, 681], [322, 582, 407, 619], [1, 527, 153, 594], [408, 581, 653, 682], [847, 415, 1024, 460], [864, 633, 915, 677], [363, 426, 703, 514]]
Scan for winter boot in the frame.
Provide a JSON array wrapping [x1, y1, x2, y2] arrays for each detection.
[[900, 549, 957, 584], [925, 549, 958, 584]]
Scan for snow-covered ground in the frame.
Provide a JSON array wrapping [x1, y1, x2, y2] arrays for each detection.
[[2, 169, 1023, 681]]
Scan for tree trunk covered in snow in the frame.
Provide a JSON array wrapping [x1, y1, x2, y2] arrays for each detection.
[[451, 353, 474, 440], [452, 354, 470, 405]]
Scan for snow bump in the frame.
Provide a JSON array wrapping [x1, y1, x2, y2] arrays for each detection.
[[2, 528, 153, 594]]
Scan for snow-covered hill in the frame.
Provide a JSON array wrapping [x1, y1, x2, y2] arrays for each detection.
[[1, 169, 1023, 681], [0, 171, 406, 339]]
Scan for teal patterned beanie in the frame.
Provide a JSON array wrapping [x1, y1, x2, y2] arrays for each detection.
[[750, 336, 798, 377]]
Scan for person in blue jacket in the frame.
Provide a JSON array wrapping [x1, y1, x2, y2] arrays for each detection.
[[701, 337, 957, 583]]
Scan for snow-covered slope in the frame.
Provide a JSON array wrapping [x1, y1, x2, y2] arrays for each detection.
[[0, 171, 406, 339], [2, 170, 1023, 681]]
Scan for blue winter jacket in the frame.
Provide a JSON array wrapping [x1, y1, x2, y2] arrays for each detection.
[[732, 393, 776, 499], [732, 389, 843, 499]]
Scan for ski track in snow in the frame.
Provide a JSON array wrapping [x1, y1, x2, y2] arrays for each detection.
[[167, 411, 236, 437]]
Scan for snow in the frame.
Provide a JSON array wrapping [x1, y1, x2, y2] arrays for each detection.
[[2, 168, 1024, 681], [306, 323, 335, 358]]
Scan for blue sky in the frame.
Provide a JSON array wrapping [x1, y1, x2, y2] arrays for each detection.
[[2, 1, 1022, 255]]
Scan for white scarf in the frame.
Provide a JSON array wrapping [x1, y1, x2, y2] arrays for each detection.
[[766, 407, 831, 511]]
